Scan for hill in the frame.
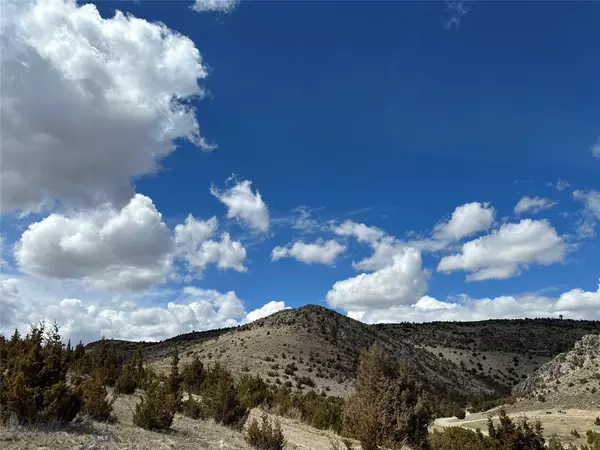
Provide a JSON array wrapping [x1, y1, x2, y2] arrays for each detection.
[[513, 334, 600, 409], [379, 318, 600, 391], [88, 305, 600, 399]]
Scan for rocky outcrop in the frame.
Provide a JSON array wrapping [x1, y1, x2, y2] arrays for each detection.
[[513, 335, 600, 407]]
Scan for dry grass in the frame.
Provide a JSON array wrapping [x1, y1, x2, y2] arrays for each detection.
[[0, 390, 356, 450], [433, 408, 600, 448]]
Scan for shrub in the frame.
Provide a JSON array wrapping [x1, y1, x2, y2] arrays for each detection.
[[430, 426, 489, 450], [114, 363, 137, 395], [80, 371, 114, 421], [343, 345, 433, 450], [181, 396, 206, 420], [237, 374, 271, 409], [488, 409, 546, 449], [245, 413, 286, 450], [133, 379, 179, 431], [203, 366, 248, 429], [595, 417, 600, 426], [0, 323, 82, 425], [588, 429, 600, 444], [572, 429, 581, 438], [182, 356, 205, 394]]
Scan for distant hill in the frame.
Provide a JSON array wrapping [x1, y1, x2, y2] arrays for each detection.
[[513, 334, 600, 409], [88, 305, 600, 400], [378, 318, 600, 391]]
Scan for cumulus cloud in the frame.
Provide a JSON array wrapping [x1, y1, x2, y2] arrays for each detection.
[[192, 0, 238, 13], [0, 276, 287, 343], [555, 282, 600, 312], [437, 219, 566, 281], [14, 196, 248, 290], [348, 281, 600, 324], [333, 220, 386, 244], [333, 220, 405, 270], [175, 215, 247, 274], [244, 301, 289, 323], [1, 0, 213, 214], [334, 202, 495, 271], [15, 194, 174, 290], [573, 190, 600, 220], [271, 239, 346, 266], [432, 202, 495, 241], [514, 196, 556, 215], [211, 179, 269, 233], [326, 247, 428, 311]]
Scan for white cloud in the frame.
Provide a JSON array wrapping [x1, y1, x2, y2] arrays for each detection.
[[555, 282, 600, 312], [211, 179, 269, 233], [14, 196, 248, 290], [432, 202, 495, 241], [437, 219, 566, 281], [514, 196, 556, 215], [271, 239, 346, 266], [334, 202, 495, 271], [333, 220, 386, 243], [15, 194, 174, 290], [326, 247, 428, 311], [353, 236, 405, 271], [0, 275, 287, 343], [244, 301, 289, 323], [573, 190, 600, 220], [348, 281, 600, 324], [333, 220, 405, 270], [573, 190, 600, 238], [592, 137, 600, 159], [556, 179, 571, 191], [1, 0, 212, 214], [192, 0, 238, 13], [175, 215, 247, 274]]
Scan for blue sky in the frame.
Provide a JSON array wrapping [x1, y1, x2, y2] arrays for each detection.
[[1, 0, 599, 342]]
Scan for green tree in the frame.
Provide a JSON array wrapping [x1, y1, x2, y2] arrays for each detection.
[[343, 345, 433, 450]]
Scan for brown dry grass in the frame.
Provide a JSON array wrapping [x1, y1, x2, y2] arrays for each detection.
[[433, 408, 600, 448], [0, 390, 357, 450]]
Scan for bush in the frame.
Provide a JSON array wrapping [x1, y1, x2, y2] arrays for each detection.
[[588, 429, 600, 444], [0, 323, 82, 425], [114, 363, 137, 395], [488, 409, 546, 449], [430, 426, 489, 450], [133, 379, 179, 431], [182, 356, 205, 394], [237, 374, 271, 409], [595, 417, 600, 426], [80, 371, 114, 421], [203, 365, 248, 429], [245, 413, 286, 450], [343, 345, 433, 450], [181, 396, 206, 420]]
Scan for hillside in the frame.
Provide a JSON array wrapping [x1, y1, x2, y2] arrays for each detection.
[[89, 306, 600, 399], [150, 305, 492, 399], [513, 334, 600, 409], [379, 319, 600, 391]]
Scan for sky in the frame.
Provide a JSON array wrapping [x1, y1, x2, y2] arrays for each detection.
[[1, 0, 599, 343]]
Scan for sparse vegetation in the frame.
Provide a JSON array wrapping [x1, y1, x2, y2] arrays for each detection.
[[245, 413, 286, 450], [80, 371, 115, 421]]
